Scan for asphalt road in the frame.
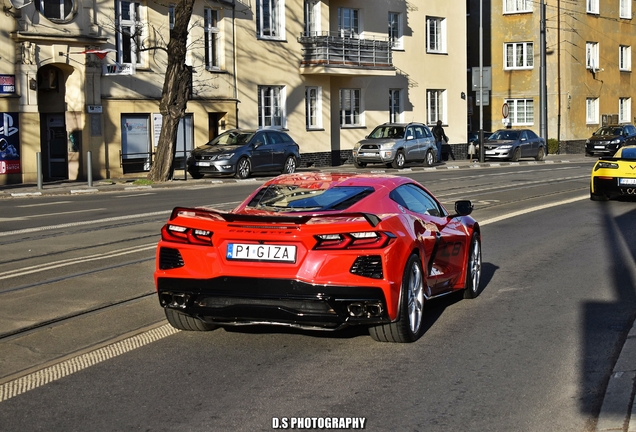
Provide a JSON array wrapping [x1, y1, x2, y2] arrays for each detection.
[[0, 160, 635, 431]]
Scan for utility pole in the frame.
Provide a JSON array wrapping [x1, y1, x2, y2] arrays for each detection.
[[540, 0, 548, 142], [478, 0, 485, 162]]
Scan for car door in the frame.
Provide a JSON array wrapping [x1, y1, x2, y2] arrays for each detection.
[[404, 125, 420, 162], [519, 130, 533, 158], [626, 125, 636, 145], [266, 131, 287, 169], [390, 184, 467, 295], [524, 130, 541, 157], [421, 125, 435, 156], [249, 132, 273, 172]]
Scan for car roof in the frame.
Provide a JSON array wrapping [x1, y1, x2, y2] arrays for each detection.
[[261, 172, 414, 189], [378, 122, 425, 127]]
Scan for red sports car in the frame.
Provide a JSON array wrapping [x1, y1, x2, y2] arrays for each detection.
[[154, 173, 482, 343]]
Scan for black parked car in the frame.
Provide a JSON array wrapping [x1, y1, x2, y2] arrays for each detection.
[[585, 124, 636, 156], [187, 129, 300, 179]]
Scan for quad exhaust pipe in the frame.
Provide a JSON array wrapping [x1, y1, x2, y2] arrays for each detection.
[[347, 302, 383, 318], [160, 292, 190, 309]]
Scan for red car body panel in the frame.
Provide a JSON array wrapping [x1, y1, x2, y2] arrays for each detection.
[[154, 173, 479, 330]]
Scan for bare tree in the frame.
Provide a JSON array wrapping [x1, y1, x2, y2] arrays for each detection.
[[147, 0, 195, 182]]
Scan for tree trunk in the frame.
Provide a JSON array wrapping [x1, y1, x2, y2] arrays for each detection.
[[147, 0, 195, 182]]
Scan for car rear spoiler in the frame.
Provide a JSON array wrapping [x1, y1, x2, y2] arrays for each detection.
[[169, 207, 382, 227]]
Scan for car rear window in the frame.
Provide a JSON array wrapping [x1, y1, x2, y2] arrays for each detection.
[[620, 148, 636, 159], [247, 186, 374, 212]]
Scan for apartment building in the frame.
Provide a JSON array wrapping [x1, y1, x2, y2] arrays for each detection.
[[468, 0, 636, 151], [0, 0, 467, 186]]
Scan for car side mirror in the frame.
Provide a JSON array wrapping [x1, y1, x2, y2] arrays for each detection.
[[452, 200, 473, 217], [253, 141, 264, 148], [406, 135, 414, 140]]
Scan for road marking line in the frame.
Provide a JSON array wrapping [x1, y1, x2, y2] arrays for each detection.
[[0, 324, 179, 403], [479, 195, 588, 226]]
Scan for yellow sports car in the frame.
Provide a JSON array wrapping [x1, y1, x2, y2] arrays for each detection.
[[590, 145, 636, 201]]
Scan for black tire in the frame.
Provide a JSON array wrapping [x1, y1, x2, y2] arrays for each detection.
[[463, 233, 482, 299], [535, 147, 545, 161], [369, 254, 425, 343], [423, 149, 435, 167], [391, 150, 406, 169], [235, 157, 251, 179], [188, 170, 204, 179], [165, 308, 218, 331], [510, 147, 521, 162], [354, 160, 367, 168], [282, 156, 296, 174], [585, 151, 593, 157]]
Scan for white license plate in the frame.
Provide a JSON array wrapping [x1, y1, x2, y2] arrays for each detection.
[[226, 243, 296, 262], [196, 161, 211, 167], [619, 178, 636, 185], [361, 152, 377, 157], [594, 145, 605, 149], [485, 150, 495, 155]]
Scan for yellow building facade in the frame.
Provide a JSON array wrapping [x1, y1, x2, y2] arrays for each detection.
[[0, 0, 467, 186]]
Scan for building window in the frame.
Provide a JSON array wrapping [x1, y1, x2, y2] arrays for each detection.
[[427, 89, 446, 125], [620, 0, 632, 19], [587, 0, 599, 14], [388, 12, 403, 49], [389, 89, 403, 123], [169, 4, 174, 29], [257, 0, 285, 40], [338, 8, 359, 37], [586, 98, 599, 124], [258, 86, 285, 128], [35, 0, 76, 22], [304, 0, 320, 36], [305, 86, 322, 129], [340, 89, 361, 126], [505, 42, 534, 69], [620, 45, 631, 71], [619, 98, 631, 123], [116, 0, 145, 66], [586, 42, 600, 71], [505, 99, 534, 125], [503, 0, 532, 14], [204, 8, 220, 70], [426, 17, 446, 54]]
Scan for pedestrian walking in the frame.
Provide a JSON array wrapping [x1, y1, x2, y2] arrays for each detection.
[[432, 120, 448, 163]]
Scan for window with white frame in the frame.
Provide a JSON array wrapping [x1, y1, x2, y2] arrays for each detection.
[[340, 89, 361, 126], [586, 42, 599, 70], [505, 42, 534, 69], [619, 98, 631, 123], [427, 89, 446, 125], [338, 8, 359, 37], [389, 89, 403, 123], [257, 0, 285, 40], [504, 99, 534, 125], [426, 17, 446, 53], [35, 0, 76, 22], [304, 0, 320, 36], [305, 86, 322, 129], [258, 86, 286, 128], [116, 0, 145, 66], [620, 0, 632, 19], [586, 98, 599, 124], [504, 0, 532, 14], [587, 0, 599, 14], [388, 12, 403, 49], [620, 45, 631, 71], [204, 8, 221, 70]]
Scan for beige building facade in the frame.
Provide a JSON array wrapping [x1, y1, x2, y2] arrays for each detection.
[[468, 0, 636, 150], [0, 0, 467, 186]]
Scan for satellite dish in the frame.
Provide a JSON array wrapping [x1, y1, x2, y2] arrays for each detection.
[[10, 0, 32, 9]]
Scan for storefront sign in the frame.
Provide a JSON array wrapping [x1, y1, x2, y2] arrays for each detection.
[[0, 112, 20, 174], [102, 63, 135, 76], [0, 75, 16, 94]]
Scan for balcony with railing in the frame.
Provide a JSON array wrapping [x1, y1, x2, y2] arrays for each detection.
[[297, 31, 395, 76]]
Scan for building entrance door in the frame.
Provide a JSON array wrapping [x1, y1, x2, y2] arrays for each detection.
[[45, 114, 68, 179]]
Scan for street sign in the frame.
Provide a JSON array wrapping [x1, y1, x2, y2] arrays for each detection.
[[502, 103, 509, 118], [475, 91, 489, 106], [471, 67, 492, 91]]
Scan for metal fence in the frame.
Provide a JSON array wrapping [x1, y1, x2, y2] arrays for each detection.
[[298, 31, 393, 68]]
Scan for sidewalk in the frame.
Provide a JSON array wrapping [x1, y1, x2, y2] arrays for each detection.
[[2, 153, 634, 431]]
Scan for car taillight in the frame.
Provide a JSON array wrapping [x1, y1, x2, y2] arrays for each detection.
[[314, 232, 394, 250], [595, 162, 619, 171], [161, 224, 213, 246]]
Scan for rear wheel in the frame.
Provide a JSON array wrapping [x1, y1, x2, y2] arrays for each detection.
[[463, 233, 482, 299], [510, 147, 521, 162], [423, 149, 435, 167], [391, 150, 406, 169], [535, 147, 545, 161], [235, 157, 251, 179], [282, 156, 296, 174], [165, 308, 218, 331], [590, 188, 609, 201], [369, 254, 425, 343]]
